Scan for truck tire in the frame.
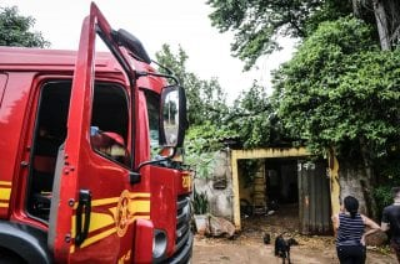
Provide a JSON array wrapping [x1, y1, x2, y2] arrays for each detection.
[[0, 247, 26, 264]]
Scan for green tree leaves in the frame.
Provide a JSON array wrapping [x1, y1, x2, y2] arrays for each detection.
[[207, 0, 353, 70], [0, 6, 49, 47], [273, 17, 400, 159], [155, 44, 228, 126]]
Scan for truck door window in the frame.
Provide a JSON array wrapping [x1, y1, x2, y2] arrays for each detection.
[[28, 81, 71, 221], [27, 81, 130, 221], [90, 83, 130, 166], [144, 90, 160, 159]]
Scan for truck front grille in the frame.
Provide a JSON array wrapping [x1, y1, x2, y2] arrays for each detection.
[[175, 195, 191, 252]]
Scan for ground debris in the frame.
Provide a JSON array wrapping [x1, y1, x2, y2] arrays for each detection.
[[194, 204, 395, 263]]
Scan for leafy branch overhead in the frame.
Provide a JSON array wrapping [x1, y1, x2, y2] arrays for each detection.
[[273, 17, 400, 159], [0, 6, 50, 48], [155, 44, 228, 127], [207, 0, 353, 70]]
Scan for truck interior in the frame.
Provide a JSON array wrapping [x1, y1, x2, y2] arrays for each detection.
[[27, 80, 129, 221]]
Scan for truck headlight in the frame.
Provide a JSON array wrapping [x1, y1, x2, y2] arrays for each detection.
[[153, 229, 167, 259]]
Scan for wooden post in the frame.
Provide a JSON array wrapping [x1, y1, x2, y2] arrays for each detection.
[[328, 150, 340, 216], [230, 150, 241, 230]]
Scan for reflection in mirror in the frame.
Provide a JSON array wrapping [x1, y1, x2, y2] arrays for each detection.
[[162, 89, 179, 146]]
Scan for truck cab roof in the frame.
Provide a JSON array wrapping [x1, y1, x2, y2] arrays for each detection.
[[0, 46, 121, 72], [0, 46, 157, 73], [0, 46, 164, 91]]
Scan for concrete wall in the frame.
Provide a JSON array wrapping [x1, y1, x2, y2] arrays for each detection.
[[193, 150, 234, 221], [338, 161, 368, 214]]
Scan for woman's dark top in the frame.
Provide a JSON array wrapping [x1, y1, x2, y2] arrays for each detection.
[[382, 205, 400, 243], [336, 213, 364, 247]]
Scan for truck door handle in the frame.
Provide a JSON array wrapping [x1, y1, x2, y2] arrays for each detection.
[[75, 189, 92, 246]]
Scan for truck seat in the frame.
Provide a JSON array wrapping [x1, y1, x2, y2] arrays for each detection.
[[34, 156, 56, 174], [31, 155, 56, 219], [32, 155, 56, 192]]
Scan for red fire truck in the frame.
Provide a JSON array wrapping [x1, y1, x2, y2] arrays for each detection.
[[0, 3, 192, 263]]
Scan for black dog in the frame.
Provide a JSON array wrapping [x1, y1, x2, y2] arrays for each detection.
[[274, 235, 298, 264], [263, 233, 271, 244]]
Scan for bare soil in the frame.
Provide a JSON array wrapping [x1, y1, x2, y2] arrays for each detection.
[[192, 204, 397, 263]]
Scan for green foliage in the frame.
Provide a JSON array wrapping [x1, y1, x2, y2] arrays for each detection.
[[374, 156, 400, 216], [273, 17, 400, 159], [155, 44, 228, 126], [193, 190, 209, 214], [207, 0, 353, 70], [155, 45, 291, 151], [0, 6, 49, 47], [223, 81, 290, 148], [186, 123, 237, 153], [374, 186, 393, 215], [226, 82, 273, 148], [184, 123, 237, 178]]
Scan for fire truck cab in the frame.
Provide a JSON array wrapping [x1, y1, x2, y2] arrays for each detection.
[[0, 3, 192, 263]]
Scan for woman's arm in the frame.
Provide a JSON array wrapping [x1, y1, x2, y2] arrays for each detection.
[[361, 214, 381, 245]]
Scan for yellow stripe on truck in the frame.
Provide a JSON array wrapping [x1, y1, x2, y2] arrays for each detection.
[[80, 227, 117, 249], [91, 197, 119, 207], [130, 193, 150, 199], [70, 227, 118, 253], [0, 188, 11, 201], [71, 212, 116, 236], [129, 200, 150, 214], [0, 181, 11, 186], [69, 192, 151, 252]]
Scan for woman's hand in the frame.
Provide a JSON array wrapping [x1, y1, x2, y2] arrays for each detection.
[[360, 235, 366, 246]]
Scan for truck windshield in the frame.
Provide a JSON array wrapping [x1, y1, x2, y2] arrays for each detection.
[[144, 90, 160, 159]]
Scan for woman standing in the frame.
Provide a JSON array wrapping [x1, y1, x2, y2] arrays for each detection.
[[332, 196, 380, 264]]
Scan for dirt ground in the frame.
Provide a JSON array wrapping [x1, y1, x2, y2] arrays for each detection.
[[192, 204, 397, 263], [192, 237, 397, 263]]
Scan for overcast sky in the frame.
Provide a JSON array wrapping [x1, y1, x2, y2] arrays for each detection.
[[2, 0, 296, 104]]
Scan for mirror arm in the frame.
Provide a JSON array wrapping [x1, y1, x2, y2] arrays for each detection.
[[151, 60, 173, 75], [134, 149, 176, 173], [135, 70, 180, 86]]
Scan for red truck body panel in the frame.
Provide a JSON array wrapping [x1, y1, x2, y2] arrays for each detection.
[[0, 3, 192, 263]]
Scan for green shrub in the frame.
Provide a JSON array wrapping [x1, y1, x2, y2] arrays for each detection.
[[193, 191, 209, 215]]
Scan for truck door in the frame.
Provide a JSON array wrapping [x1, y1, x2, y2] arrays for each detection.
[[48, 3, 146, 263]]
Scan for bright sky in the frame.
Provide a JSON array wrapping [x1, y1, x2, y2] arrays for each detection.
[[2, 0, 296, 104]]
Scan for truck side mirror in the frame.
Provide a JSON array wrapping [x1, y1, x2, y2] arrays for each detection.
[[159, 85, 187, 148]]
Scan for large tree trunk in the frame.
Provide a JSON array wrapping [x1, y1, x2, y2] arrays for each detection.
[[386, 0, 400, 44], [351, 0, 361, 18], [373, 0, 391, 50]]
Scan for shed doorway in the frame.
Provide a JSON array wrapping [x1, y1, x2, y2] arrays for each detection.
[[238, 158, 301, 234], [231, 148, 332, 235]]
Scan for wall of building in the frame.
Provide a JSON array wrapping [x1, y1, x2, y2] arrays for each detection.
[[193, 150, 234, 221], [192, 147, 338, 233]]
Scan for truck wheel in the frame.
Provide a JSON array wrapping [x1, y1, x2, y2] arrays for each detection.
[[0, 247, 26, 264]]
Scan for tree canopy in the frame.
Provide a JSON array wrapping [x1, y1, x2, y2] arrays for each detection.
[[273, 17, 400, 160], [155, 44, 228, 126], [0, 6, 49, 47], [207, 0, 353, 70]]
